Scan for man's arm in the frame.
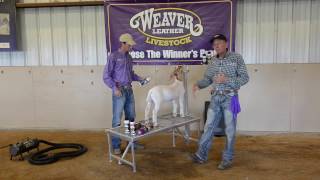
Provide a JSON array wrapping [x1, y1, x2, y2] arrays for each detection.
[[227, 55, 249, 90], [127, 54, 143, 82], [131, 70, 143, 81], [103, 54, 117, 91], [196, 66, 214, 89]]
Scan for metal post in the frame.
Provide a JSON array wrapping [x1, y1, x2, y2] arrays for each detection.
[[131, 140, 136, 173], [121, 142, 132, 159], [106, 131, 112, 162], [198, 121, 201, 138], [172, 129, 176, 147], [183, 65, 189, 116], [184, 124, 190, 144]]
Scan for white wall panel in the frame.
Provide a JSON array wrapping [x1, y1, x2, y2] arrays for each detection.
[[11, 52, 25, 66], [81, 6, 97, 65], [238, 65, 291, 131], [291, 0, 311, 63], [0, 65, 320, 132], [291, 65, 320, 132], [52, 7, 68, 66], [242, 0, 258, 64], [22, 8, 40, 66], [0, 53, 10, 66], [38, 8, 54, 65], [275, 0, 293, 63], [66, 7, 83, 65], [96, 6, 107, 66], [309, 0, 320, 63], [0, 68, 34, 128], [235, 0, 244, 55], [257, 0, 276, 64]]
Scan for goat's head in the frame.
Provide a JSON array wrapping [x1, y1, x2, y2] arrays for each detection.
[[170, 65, 184, 81]]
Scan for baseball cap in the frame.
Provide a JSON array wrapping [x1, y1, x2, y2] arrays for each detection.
[[210, 34, 228, 43], [119, 33, 136, 46]]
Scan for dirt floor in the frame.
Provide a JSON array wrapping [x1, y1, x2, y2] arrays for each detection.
[[0, 131, 319, 180]]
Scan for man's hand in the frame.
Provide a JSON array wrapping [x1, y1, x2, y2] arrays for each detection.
[[114, 89, 122, 97], [192, 84, 200, 97], [214, 73, 227, 84], [209, 88, 214, 95]]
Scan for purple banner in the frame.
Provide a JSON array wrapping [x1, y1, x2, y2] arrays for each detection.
[[0, 0, 17, 51], [105, 0, 236, 65]]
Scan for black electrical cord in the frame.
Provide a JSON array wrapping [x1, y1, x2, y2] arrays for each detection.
[[0, 144, 11, 149], [28, 140, 87, 165]]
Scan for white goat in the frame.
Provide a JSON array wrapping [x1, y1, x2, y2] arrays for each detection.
[[145, 66, 185, 126]]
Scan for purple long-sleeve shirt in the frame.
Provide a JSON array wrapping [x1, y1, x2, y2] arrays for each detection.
[[103, 51, 142, 91]]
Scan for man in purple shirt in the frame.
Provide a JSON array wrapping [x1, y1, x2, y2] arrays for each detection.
[[103, 33, 144, 155]]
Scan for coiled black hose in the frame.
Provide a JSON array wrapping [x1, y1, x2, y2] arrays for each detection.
[[28, 140, 87, 165]]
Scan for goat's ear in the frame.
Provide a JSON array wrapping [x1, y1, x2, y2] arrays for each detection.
[[177, 66, 182, 74], [177, 65, 183, 72], [174, 66, 178, 72], [169, 74, 174, 80], [175, 65, 181, 71]]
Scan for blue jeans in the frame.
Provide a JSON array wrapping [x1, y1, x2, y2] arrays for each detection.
[[196, 94, 237, 162], [112, 87, 136, 149]]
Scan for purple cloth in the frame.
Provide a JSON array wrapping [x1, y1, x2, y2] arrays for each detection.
[[103, 51, 142, 91], [230, 95, 241, 120]]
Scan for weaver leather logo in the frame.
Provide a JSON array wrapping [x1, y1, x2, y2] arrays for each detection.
[[129, 8, 203, 47]]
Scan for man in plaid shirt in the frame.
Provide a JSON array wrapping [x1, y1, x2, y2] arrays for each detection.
[[191, 34, 249, 170]]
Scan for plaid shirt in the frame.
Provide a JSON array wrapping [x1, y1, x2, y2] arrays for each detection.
[[197, 52, 249, 91]]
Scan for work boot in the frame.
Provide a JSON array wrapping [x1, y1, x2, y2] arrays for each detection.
[[217, 160, 232, 170], [189, 153, 206, 164]]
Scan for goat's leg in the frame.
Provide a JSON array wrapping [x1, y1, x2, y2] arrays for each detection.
[[152, 102, 160, 127], [145, 102, 152, 121], [179, 95, 185, 117], [172, 100, 178, 117]]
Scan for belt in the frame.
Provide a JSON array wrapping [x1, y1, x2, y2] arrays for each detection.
[[119, 85, 132, 89], [211, 89, 237, 95]]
